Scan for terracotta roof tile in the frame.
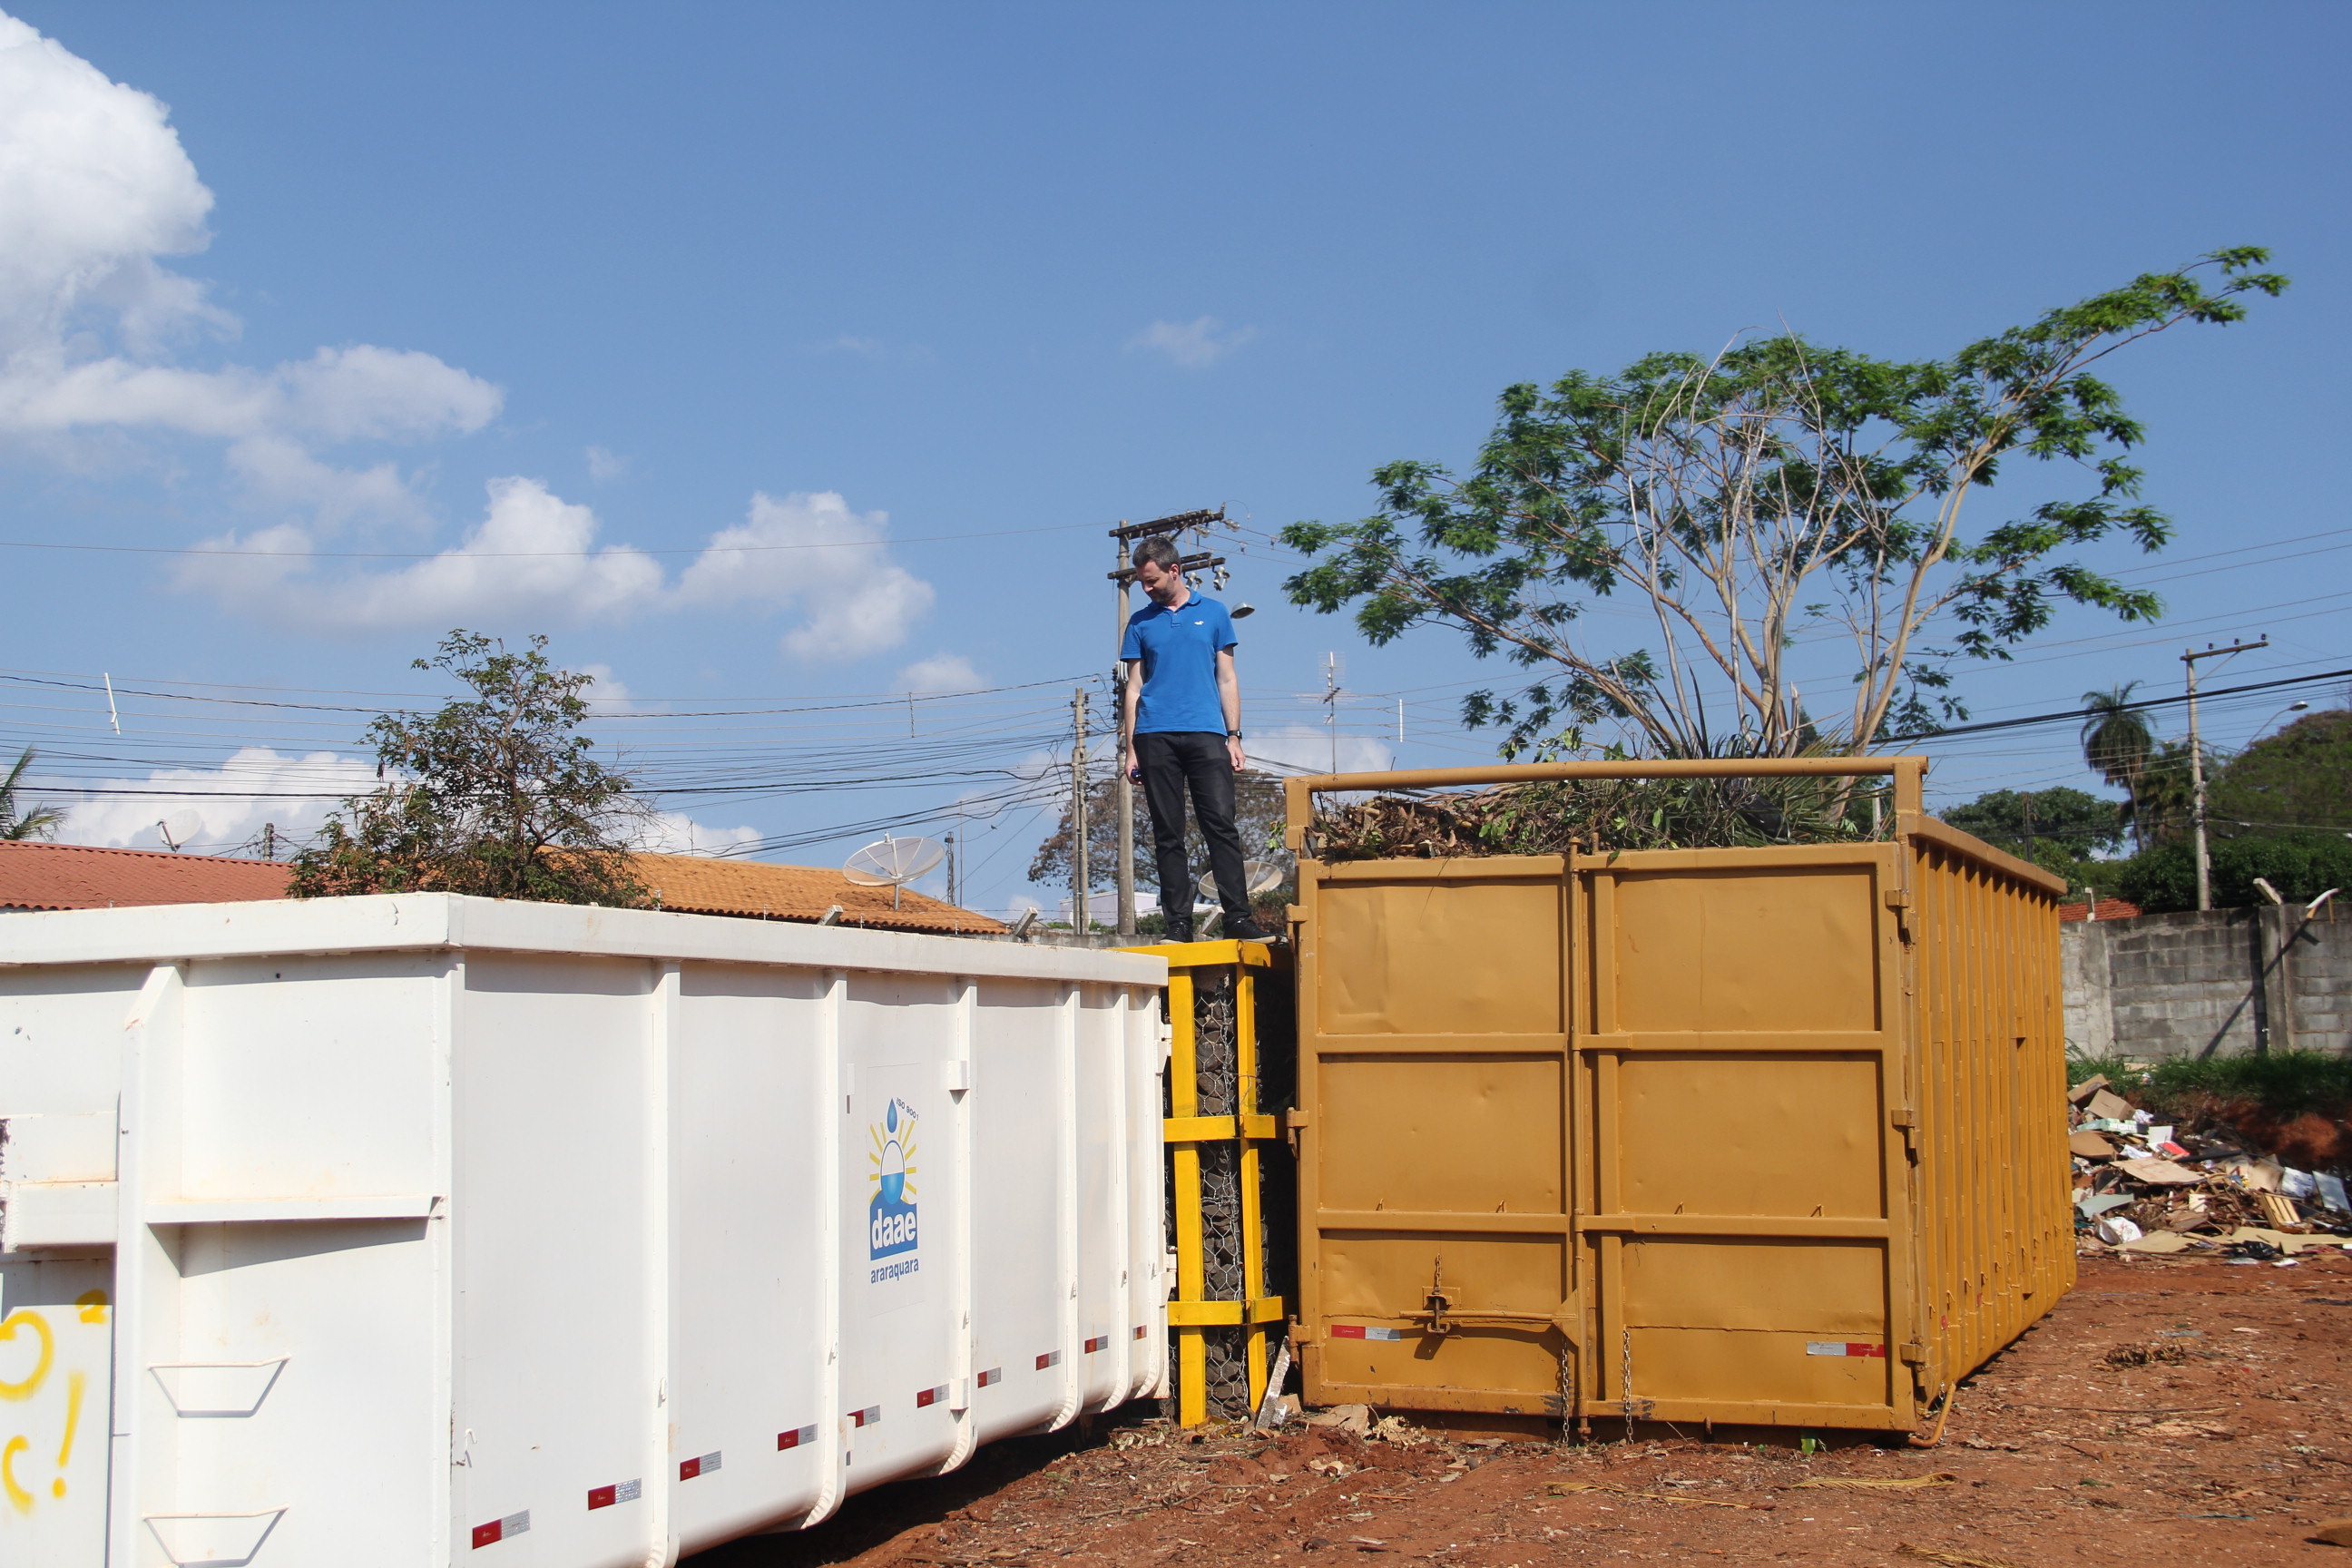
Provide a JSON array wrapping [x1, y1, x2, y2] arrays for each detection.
[[2059, 896, 2141, 922], [627, 852, 1007, 936], [0, 841, 293, 911], [0, 842, 1006, 936]]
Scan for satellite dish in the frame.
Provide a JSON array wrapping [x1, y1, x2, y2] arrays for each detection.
[[844, 836, 947, 909], [1195, 859, 1284, 902], [157, 809, 203, 852]]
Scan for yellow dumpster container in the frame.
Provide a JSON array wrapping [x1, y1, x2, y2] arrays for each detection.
[[1279, 757, 2071, 1435]]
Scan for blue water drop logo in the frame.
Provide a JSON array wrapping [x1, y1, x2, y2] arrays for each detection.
[[886, 1099, 898, 1134]]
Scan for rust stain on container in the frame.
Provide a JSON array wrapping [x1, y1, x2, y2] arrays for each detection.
[[1279, 757, 2071, 1432]]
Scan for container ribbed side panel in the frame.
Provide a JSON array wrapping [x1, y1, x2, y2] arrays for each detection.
[[1908, 834, 2073, 1407]]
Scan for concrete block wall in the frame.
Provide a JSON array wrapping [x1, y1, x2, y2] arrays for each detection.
[[2063, 903, 2351, 1060]]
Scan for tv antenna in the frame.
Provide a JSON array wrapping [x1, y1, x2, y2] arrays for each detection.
[[843, 835, 946, 910], [156, 808, 202, 852]]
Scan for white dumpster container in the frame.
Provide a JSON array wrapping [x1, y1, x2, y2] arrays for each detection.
[[0, 895, 1169, 1566]]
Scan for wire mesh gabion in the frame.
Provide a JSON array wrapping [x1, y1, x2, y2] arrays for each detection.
[[1163, 960, 1298, 1420]]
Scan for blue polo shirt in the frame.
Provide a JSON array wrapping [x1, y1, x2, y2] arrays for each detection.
[[1122, 591, 1237, 735]]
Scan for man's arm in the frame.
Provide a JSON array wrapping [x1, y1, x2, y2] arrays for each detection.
[[1122, 658, 1143, 780], [1216, 648, 1244, 772]]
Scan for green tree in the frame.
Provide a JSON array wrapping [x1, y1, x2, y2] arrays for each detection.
[[2078, 683, 2158, 848], [1281, 250, 2288, 758], [2209, 705, 2351, 837], [0, 747, 65, 840], [1942, 787, 2126, 861], [2128, 737, 2204, 848], [2117, 830, 2352, 914], [289, 632, 650, 905]]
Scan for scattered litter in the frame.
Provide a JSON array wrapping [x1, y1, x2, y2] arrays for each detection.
[[1792, 1472, 1957, 1491], [1305, 1405, 1373, 1436], [2064, 1074, 2349, 1252], [2082, 1089, 2135, 1122], [2103, 1342, 2193, 1368], [2115, 1158, 2204, 1186]]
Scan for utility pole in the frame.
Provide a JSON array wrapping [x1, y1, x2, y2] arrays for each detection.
[[1113, 528, 1136, 938], [1322, 653, 1341, 773], [946, 805, 960, 909], [2184, 635, 2268, 912], [1072, 686, 1091, 936], [261, 822, 276, 861], [1107, 508, 1227, 937]]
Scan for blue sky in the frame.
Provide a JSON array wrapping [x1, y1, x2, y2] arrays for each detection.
[[2, 4, 2344, 913]]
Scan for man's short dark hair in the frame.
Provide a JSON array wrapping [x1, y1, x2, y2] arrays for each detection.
[[1132, 535, 1182, 573]]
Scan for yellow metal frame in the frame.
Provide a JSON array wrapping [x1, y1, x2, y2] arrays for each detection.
[[1123, 938, 1288, 1426]]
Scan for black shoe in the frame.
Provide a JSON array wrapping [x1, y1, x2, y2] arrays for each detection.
[[1225, 916, 1276, 942], [1163, 923, 1194, 945]]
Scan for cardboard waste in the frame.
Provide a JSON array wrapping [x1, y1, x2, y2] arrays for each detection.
[[2066, 1073, 2352, 1259]]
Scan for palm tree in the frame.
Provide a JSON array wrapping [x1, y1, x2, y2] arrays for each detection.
[[2080, 684, 2156, 849], [1, 747, 65, 840]]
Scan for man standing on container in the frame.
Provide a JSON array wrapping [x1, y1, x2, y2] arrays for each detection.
[[1121, 535, 1272, 943]]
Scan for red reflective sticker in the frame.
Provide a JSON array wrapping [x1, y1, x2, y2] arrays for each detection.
[[587, 1485, 616, 1510], [471, 1521, 503, 1549], [679, 1457, 701, 1481]]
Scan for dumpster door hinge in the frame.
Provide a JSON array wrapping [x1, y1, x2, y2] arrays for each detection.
[[1898, 1342, 1926, 1365], [1890, 1107, 1919, 1159], [1284, 1107, 1310, 1154], [1884, 887, 1915, 943]]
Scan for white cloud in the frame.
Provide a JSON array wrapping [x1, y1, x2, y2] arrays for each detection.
[[896, 652, 983, 693], [44, 743, 762, 864], [632, 811, 763, 858], [51, 746, 380, 854], [0, 16, 499, 517], [178, 475, 665, 632], [585, 445, 628, 482], [676, 490, 934, 661], [1127, 316, 1257, 368], [179, 479, 937, 658]]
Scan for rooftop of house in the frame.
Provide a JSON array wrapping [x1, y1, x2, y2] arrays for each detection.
[[2059, 896, 2142, 923], [0, 840, 293, 911], [626, 850, 1007, 936], [0, 840, 1007, 936]]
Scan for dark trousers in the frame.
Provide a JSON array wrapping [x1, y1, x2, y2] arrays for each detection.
[[1133, 730, 1249, 933]]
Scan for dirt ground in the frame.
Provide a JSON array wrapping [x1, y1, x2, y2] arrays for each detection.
[[695, 1249, 2352, 1567]]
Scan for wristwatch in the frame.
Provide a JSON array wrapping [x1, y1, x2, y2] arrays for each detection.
[[1226, 730, 1244, 739]]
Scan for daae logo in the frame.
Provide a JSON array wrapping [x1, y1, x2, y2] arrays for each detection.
[[867, 1096, 919, 1262]]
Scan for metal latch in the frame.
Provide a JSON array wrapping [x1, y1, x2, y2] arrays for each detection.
[[1883, 887, 1915, 943], [1889, 1107, 1919, 1159], [1284, 1107, 1310, 1154], [1422, 1256, 1454, 1337]]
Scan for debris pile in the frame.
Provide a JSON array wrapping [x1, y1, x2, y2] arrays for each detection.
[[1312, 773, 1887, 863], [2067, 1072, 2352, 1257]]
